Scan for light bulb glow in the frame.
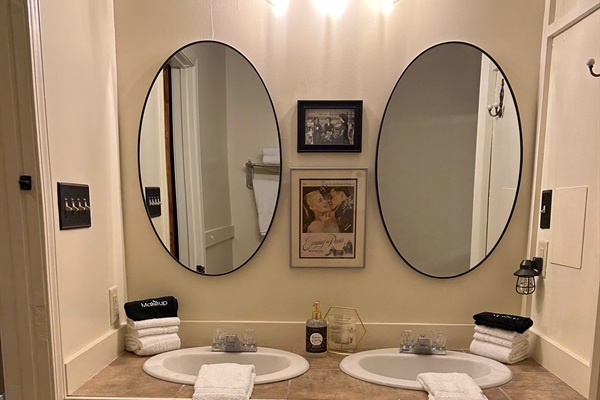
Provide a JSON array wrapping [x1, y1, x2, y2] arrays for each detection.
[[381, 1, 393, 14], [314, 0, 349, 19], [267, 0, 289, 16], [369, 0, 397, 15]]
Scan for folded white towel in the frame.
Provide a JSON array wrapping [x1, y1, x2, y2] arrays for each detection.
[[252, 174, 279, 236], [126, 317, 180, 330], [262, 155, 280, 165], [469, 339, 529, 364], [474, 325, 525, 341], [127, 325, 179, 338], [125, 333, 180, 356], [473, 331, 528, 348], [417, 372, 488, 400], [262, 147, 279, 157], [262, 147, 280, 165], [193, 363, 255, 400]]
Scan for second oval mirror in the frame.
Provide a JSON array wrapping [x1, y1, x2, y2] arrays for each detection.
[[376, 42, 522, 278], [139, 41, 281, 275]]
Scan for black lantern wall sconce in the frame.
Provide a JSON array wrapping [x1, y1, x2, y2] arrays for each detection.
[[513, 257, 544, 295]]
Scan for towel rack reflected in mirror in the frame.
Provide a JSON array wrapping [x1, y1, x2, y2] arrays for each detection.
[[245, 159, 280, 190]]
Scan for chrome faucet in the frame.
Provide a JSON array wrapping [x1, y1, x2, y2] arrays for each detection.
[[400, 331, 446, 355], [212, 329, 257, 352]]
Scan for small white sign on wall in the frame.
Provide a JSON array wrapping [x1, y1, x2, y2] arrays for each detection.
[[549, 186, 588, 269]]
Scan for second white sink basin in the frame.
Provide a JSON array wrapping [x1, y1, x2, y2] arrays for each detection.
[[339, 349, 512, 390], [143, 346, 309, 384]]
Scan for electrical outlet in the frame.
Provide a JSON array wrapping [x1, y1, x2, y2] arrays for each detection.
[[538, 241, 549, 278], [109, 286, 119, 325]]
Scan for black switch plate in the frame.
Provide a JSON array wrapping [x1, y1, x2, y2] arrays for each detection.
[[540, 189, 552, 229], [57, 182, 91, 230], [145, 187, 162, 218]]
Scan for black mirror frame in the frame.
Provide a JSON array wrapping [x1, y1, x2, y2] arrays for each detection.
[[375, 41, 523, 279], [137, 40, 282, 277]]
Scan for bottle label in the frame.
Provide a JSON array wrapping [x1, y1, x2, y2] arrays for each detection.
[[306, 326, 327, 353], [310, 332, 323, 345]]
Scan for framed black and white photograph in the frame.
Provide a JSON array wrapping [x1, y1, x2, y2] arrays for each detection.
[[297, 100, 363, 152], [290, 168, 367, 268]]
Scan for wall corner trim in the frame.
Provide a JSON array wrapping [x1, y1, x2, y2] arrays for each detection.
[[64, 325, 126, 394], [529, 328, 591, 397]]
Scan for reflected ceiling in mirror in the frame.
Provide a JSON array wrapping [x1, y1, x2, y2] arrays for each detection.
[[138, 41, 281, 276], [376, 42, 522, 278]]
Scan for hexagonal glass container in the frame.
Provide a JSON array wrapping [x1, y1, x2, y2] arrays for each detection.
[[324, 306, 366, 355]]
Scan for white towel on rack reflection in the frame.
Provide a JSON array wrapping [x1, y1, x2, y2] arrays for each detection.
[[252, 174, 278, 236], [262, 147, 280, 165]]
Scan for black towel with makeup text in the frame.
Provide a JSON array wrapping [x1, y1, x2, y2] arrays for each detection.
[[124, 296, 178, 321], [473, 312, 533, 334]]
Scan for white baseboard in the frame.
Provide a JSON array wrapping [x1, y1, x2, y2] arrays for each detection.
[[529, 329, 590, 398], [178, 320, 475, 350], [63, 325, 126, 394]]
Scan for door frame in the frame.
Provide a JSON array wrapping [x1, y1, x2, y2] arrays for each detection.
[[0, 0, 64, 398]]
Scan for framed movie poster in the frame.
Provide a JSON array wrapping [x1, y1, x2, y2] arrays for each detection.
[[297, 100, 363, 152], [290, 168, 367, 268]]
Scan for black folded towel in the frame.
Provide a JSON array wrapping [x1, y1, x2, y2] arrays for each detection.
[[124, 296, 178, 321], [473, 311, 533, 334]]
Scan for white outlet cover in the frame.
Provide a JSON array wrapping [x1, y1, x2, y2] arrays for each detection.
[[538, 241, 549, 277], [109, 286, 119, 324]]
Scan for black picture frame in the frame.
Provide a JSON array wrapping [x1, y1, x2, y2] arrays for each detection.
[[297, 100, 363, 152]]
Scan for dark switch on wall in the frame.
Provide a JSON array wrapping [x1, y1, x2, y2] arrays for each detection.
[[145, 187, 162, 218], [57, 182, 91, 230], [540, 189, 552, 229]]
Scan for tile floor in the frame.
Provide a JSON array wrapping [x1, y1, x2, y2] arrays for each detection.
[[72, 347, 586, 399]]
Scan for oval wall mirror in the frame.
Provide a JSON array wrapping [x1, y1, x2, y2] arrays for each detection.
[[138, 41, 281, 276], [376, 42, 522, 278]]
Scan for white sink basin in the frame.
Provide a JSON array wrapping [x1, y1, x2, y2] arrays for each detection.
[[339, 349, 512, 390], [143, 346, 309, 385]]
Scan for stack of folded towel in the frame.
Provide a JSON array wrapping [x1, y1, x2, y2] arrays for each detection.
[[261, 147, 280, 165], [417, 372, 488, 400], [124, 296, 181, 356], [193, 363, 255, 400], [469, 311, 532, 364]]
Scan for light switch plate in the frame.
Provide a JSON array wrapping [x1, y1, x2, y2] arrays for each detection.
[[57, 182, 92, 229], [109, 286, 119, 325]]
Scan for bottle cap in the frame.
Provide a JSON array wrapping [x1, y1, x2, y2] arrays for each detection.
[[312, 301, 322, 319]]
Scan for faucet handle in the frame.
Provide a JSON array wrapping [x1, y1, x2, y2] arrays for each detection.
[[433, 332, 446, 350], [400, 329, 414, 350], [212, 329, 226, 350], [243, 329, 256, 345], [242, 329, 257, 351]]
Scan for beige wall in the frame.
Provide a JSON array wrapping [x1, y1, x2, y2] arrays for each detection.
[[114, 0, 544, 345], [38, 0, 126, 361]]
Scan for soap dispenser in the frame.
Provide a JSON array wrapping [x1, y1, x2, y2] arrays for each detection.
[[306, 301, 327, 357]]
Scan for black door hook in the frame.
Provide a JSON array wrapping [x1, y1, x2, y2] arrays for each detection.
[[19, 175, 32, 190], [587, 59, 600, 77]]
